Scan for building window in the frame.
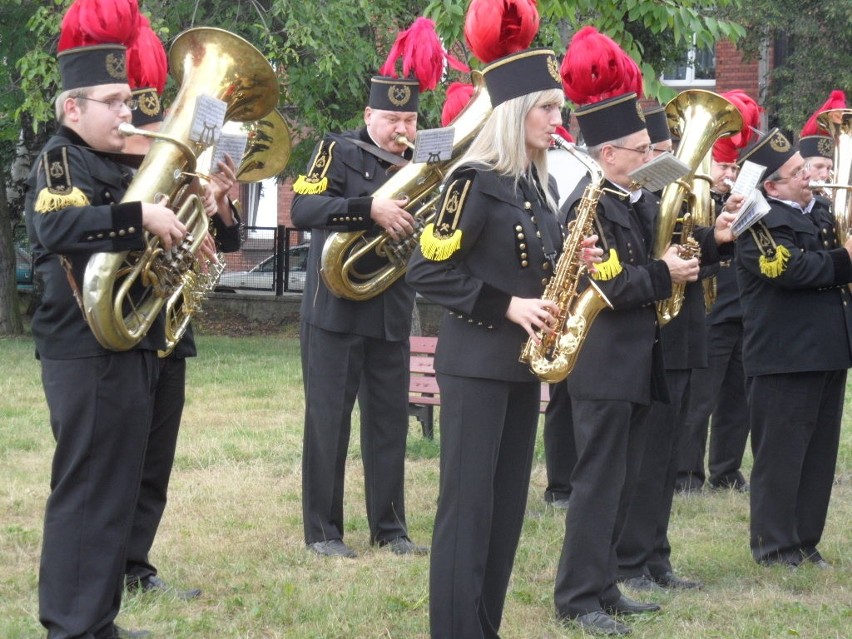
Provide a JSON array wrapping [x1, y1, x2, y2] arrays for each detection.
[[662, 37, 716, 88]]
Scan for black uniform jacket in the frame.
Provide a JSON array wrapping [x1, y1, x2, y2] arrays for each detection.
[[406, 164, 563, 382], [291, 127, 414, 342], [736, 197, 852, 376], [24, 127, 162, 359]]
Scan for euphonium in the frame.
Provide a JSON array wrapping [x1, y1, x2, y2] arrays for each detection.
[[82, 27, 278, 351], [654, 90, 743, 325], [320, 71, 492, 301], [816, 109, 852, 244], [519, 135, 613, 384]]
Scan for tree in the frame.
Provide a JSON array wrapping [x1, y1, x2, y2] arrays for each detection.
[[1, 0, 745, 334], [721, 0, 852, 134]]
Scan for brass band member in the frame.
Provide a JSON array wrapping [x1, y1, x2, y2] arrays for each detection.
[[407, 46, 575, 638], [26, 1, 185, 635], [735, 129, 852, 567]]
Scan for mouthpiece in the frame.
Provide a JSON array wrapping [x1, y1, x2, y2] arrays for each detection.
[[723, 178, 736, 189], [395, 135, 416, 150], [550, 133, 574, 152]]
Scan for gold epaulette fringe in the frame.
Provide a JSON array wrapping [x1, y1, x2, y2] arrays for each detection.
[[292, 175, 328, 195], [419, 222, 463, 261], [591, 248, 622, 280], [759, 244, 790, 278], [34, 187, 90, 213]]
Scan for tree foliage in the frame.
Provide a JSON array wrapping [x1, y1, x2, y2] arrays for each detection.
[[720, 0, 852, 134]]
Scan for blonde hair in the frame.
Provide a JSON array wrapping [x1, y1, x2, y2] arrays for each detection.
[[454, 88, 564, 210]]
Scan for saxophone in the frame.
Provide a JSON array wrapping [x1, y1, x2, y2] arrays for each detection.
[[519, 135, 613, 383]]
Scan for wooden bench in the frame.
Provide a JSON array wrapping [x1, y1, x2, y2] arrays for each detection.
[[408, 336, 551, 439]]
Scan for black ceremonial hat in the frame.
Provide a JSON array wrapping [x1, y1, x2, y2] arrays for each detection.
[[798, 135, 834, 160], [58, 44, 128, 91], [574, 92, 646, 147], [643, 105, 671, 145], [369, 76, 420, 112], [482, 48, 563, 107], [738, 128, 797, 177]]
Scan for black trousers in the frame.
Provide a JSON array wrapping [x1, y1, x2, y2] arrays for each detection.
[[679, 321, 750, 485], [543, 381, 576, 503], [39, 351, 159, 639], [748, 370, 845, 563], [617, 369, 691, 579], [300, 322, 410, 545], [125, 355, 187, 582], [429, 374, 540, 639], [554, 399, 650, 619]]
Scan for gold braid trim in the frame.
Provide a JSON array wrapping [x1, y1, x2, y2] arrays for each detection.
[[419, 176, 472, 261], [292, 140, 336, 195], [419, 222, 463, 261], [591, 248, 622, 280], [748, 222, 790, 278], [34, 187, 90, 213]]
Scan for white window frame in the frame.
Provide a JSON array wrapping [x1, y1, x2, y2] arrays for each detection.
[[661, 36, 716, 89]]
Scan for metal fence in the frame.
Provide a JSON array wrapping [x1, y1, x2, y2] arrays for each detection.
[[216, 225, 310, 295]]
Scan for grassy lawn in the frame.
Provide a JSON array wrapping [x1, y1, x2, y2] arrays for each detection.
[[1, 332, 850, 638]]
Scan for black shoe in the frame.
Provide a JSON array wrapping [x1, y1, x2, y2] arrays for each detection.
[[619, 574, 663, 592], [605, 595, 661, 616], [800, 547, 832, 569], [569, 611, 631, 636], [757, 552, 802, 568], [126, 574, 201, 600], [380, 536, 429, 556], [114, 626, 152, 639], [548, 498, 570, 510], [710, 471, 749, 492], [675, 474, 704, 494], [307, 539, 357, 558], [653, 571, 702, 589]]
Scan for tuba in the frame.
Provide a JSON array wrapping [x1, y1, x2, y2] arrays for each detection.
[[654, 90, 743, 325], [320, 71, 492, 301], [519, 135, 613, 383], [816, 109, 852, 245], [82, 27, 279, 351]]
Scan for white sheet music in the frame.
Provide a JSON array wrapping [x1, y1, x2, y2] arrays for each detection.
[[413, 127, 456, 164], [210, 132, 248, 174], [189, 95, 227, 146], [627, 152, 690, 192], [731, 160, 766, 196]]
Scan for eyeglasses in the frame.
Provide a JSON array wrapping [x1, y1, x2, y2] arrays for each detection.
[[76, 96, 138, 112], [771, 166, 808, 182], [610, 144, 653, 157]]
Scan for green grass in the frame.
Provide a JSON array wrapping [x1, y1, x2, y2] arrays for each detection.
[[1, 333, 851, 638]]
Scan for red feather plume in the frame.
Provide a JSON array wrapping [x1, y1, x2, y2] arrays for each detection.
[[464, 0, 540, 64], [560, 26, 632, 106], [712, 90, 762, 163], [126, 15, 167, 93], [379, 17, 469, 92], [800, 90, 847, 137], [59, 0, 140, 51], [441, 82, 475, 126]]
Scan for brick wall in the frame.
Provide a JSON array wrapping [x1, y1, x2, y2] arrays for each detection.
[[715, 40, 762, 102]]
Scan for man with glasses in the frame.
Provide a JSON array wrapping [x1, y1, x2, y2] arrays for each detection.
[[25, 10, 185, 636], [551, 91, 718, 636], [735, 129, 852, 568]]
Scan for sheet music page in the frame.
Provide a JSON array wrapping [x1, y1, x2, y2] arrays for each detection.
[[731, 189, 772, 237], [210, 132, 248, 173], [189, 95, 227, 146], [627, 152, 690, 192], [731, 160, 766, 196], [413, 127, 456, 164]]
